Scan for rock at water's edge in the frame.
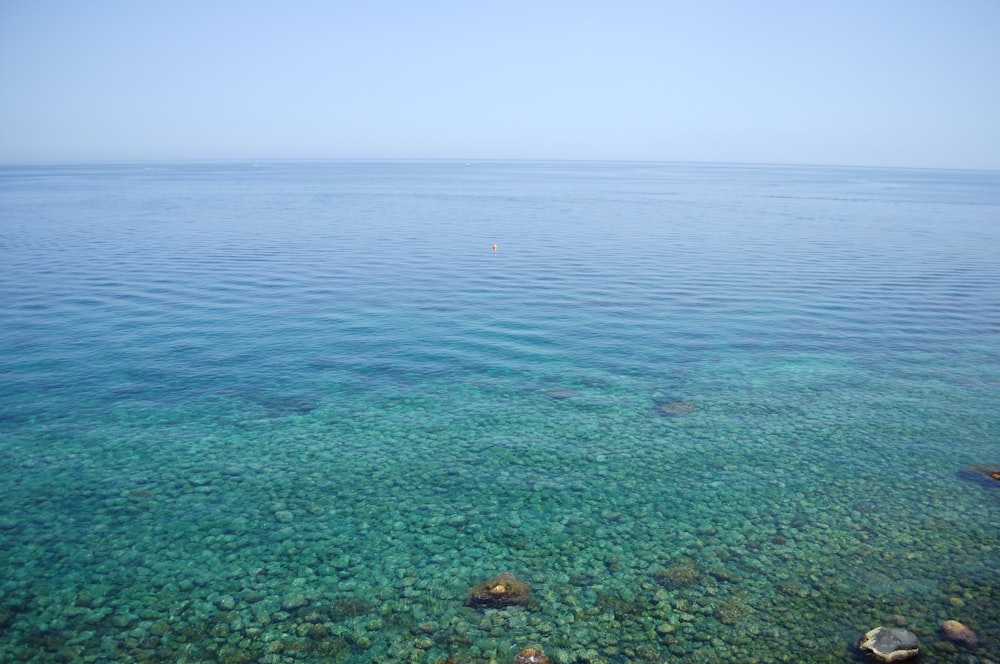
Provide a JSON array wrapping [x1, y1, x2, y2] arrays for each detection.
[[855, 626, 920, 662]]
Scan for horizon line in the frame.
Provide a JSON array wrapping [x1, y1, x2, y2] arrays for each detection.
[[1, 156, 998, 174]]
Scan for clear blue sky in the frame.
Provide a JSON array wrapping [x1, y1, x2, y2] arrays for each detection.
[[2, 0, 998, 169]]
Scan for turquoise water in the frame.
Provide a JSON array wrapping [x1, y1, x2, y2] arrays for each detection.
[[1, 161, 998, 663]]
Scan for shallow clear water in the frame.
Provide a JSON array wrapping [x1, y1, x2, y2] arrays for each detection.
[[1, 161, 999, 663]]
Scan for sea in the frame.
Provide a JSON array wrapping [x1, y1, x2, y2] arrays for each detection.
[[1, 160, 998, 663]]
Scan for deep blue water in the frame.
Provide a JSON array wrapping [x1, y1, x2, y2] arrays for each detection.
[[1, 161, 999, 663]]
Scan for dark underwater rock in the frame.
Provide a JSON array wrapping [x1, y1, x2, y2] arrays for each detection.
[[328, 598, 374, 620], [957, 464, 1000, 487], [262, 393, 320, 417], [653, 558, 702, 589], [465, 572, 531, 608], [545, 387, 579, 400], [855, 626, 919, 662], [653, 400, 696, 417]]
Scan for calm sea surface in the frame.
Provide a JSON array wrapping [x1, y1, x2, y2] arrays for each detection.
[[1, 161, 999, 663]]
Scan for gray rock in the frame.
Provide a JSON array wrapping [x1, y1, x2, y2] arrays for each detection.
[[855, 626, 919, 662]]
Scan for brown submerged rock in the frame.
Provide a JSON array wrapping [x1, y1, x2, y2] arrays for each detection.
[[466, 572, 531, 608], [511, 647, 550, 664], [941, 619, 978, 648], [855, 626, 920, 662]]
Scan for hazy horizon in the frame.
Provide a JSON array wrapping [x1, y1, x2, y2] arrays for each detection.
[[2, 1, 998, 170], [3, 157, 999, 175]]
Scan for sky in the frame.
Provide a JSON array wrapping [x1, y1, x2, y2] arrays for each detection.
[[1, 0, 998, 169]]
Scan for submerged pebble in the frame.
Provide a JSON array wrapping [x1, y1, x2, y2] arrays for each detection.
[[214, 595, 236, 611], [280, 594, 309, 611]]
